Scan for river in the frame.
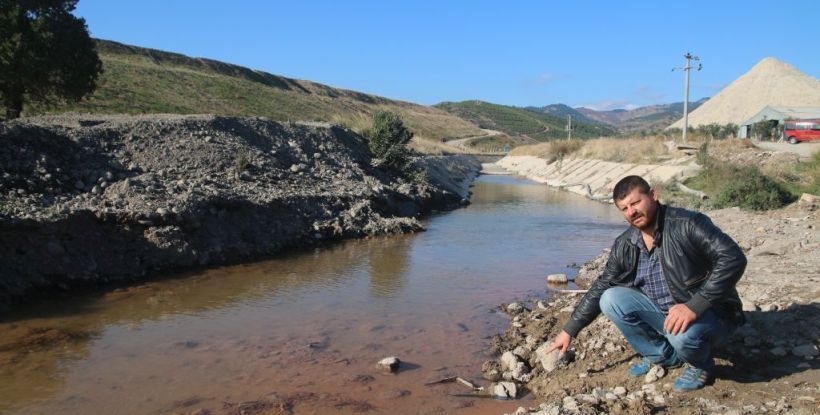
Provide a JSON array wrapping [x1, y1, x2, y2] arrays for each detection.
[[0, 174, 627, 415]]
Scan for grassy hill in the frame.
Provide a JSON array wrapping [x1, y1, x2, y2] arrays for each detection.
[[25, 39, 485, 142], [527, 103, 608, 129], [434, 100, 616, 141]]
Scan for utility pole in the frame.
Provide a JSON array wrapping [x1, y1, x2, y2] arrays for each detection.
[[673, 53, 701, 143], [566, 114, 572, 141]]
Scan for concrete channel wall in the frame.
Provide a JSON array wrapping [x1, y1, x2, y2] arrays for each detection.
[[494, 155, 701, 203]]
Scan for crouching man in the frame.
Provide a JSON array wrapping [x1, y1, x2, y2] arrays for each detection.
[[546, 175, 746, 391]]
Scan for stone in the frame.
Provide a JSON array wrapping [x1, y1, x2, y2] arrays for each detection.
[[644, 365, 665, 383], [791, 344, 819, 357], [770, 346, 788, 356], [492, 381, 517, 399], [506, 302, 524, 314], [546, 273, 568, 283], [376, 357, 401, 373], [500, 351, 520, 371], [535, 343, 561, 373], [561, 396, 578, 411]]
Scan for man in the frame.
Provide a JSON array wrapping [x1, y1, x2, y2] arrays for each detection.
[[546, 175, 746, 392]]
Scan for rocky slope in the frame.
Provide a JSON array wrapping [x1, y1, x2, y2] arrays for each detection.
[[0, 114, 481, 309]]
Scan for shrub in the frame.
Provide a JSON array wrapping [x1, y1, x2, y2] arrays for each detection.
[[689, 150, 796, 211], [550, 139, 583, 161], [713, 165, 796, 210], [367, 110, 413, 169]]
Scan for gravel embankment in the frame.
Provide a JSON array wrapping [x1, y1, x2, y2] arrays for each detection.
[[0, 114, 481, 309]]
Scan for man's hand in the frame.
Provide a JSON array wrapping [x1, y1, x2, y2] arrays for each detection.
[[664, 304, 697, 335], [545, 330, 572, 355]]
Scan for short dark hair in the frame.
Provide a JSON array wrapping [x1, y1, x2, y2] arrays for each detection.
[[613, 175, 651, 201]]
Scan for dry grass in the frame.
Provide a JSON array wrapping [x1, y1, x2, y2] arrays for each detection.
[[510, 137, 678, 164], [576, 137, 675, 163], [409, 136, 470, 155], [331, 111, 372, 136]]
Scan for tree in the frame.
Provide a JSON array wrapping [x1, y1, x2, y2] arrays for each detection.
[[367, 110, 413, 169], [0, 0, 102, 119]]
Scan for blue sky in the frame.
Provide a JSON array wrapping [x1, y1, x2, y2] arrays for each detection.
[[74, 0, 819, 111]]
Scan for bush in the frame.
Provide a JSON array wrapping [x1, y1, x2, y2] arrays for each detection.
[[689, 153, 796, 210], [367, 111, 413, 169], [547, 139, 583, 163], [713, 165, 796, 210]]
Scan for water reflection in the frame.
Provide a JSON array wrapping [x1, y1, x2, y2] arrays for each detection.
[[366, 236, 412, 298], [0, 174, 626, 415]]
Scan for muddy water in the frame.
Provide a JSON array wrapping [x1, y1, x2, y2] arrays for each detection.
[[0, 175, 626, 415]]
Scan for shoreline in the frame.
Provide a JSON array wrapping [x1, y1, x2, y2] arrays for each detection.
[[483, 155, 819, 415]]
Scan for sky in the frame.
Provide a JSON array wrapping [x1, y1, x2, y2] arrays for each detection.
[[74, 0, 820, 111]]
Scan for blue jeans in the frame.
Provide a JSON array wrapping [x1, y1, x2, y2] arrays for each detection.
[[599, 286, 736, 370]]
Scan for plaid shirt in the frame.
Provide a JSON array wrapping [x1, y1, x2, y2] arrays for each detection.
[[631, 229, 675, 312]]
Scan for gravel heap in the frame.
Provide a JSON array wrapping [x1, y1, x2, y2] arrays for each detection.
[[0, 114, 480, 308]]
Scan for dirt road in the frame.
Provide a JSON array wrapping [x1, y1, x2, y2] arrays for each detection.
[[756, 140, 820, 159]]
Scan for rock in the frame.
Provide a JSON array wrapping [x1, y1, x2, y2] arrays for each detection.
[[644, 365, 666, 383], [546, 273, 568, 283], [798, 193, 818, 205], [493, 381, 517, 399], [500, 351, 520, 371], [791, 344, 819, 357], [506, 302, 524, 314], [770, 346, 788, 356], [561, 396, 578, 411], [482, 360, 503, 382], [376, 357, 401, 373], [535, 343, 561, 373]]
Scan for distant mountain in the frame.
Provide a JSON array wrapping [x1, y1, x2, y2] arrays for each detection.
[[525, 100, 709, 135], [434, 100, 617, 141], [576, 99, 708, 134], [26, 39, 486, 142], [669, 57, 820, 128], [526, 104, 606, 128]]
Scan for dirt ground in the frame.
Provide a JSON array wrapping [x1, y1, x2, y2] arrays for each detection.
[[484, 144, 819, 415]]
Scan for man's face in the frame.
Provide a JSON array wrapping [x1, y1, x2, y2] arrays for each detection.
[[615, 187, 659, 231]]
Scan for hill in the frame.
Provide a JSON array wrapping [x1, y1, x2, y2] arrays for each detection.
[[526, 104, 606, 127], [525, 101, 708, 135], [23, 39, 486, 143], [669, 57, 820, 128], [575, 99, 708, 134], [434, 100, 617, 141]]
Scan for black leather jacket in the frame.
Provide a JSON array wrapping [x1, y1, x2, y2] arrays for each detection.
[[564, 204, 747, 338]]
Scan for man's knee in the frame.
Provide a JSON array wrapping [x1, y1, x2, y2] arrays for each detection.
[[599, 286, 632, 317]]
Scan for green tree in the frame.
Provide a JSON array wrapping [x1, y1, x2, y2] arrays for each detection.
[[367, 110, 413, 169], [751, 120, 778, 141], [0, 0, 102, 119]]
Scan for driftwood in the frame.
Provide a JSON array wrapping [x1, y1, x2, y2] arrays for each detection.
[[549, 289, 589, 294]]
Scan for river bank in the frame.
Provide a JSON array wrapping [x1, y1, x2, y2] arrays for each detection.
[[483, 151, 819, 414], [0, 114, 481, 310]]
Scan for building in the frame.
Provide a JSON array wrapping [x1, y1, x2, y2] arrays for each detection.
[[739, 106, 820, 138]]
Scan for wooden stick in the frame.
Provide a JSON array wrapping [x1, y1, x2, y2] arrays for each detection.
[[549, 289, 588, 294]]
